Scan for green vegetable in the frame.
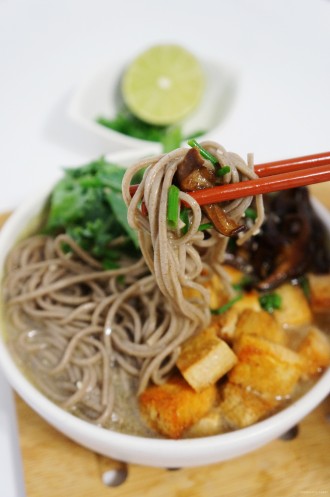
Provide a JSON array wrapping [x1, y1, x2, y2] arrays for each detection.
[[211, 294, 243, 315], [180, 212, 213, 233], [245, 208, 257, 220], [232, 275, 253, 291], [259, 293, 282, 313], [216, 165, 231, 177], [185, 130, 207, 140], [161, 125, 182, 152], [297, 276, 311, 300], [44, 157, 140, 267], [97, 108, 204, 153], [116, 275, 126, 285], [187, 139, 218, 166], [104, 187, 139, 247], [198, 222, 214, 231], [167, 185, 180, 229], [97, 109, 168, 143], [180, 207, 190, 235], [227, 237, 237, 252]]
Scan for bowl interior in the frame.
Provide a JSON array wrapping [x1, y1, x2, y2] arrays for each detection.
[[0, 150, 329, 467]]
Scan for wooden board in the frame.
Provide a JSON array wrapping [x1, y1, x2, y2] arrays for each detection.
[[14, 394, 330, 497], [1, 183, 330, 497]]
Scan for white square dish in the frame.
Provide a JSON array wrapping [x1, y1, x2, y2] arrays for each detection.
[[67, 57, 237, 150]]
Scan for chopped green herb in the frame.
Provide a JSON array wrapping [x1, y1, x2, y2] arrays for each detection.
[[245, 208, 257, 220], [44, 157, 141, 266], [161, 125, 182, 152], [259, 293, 282, 313], [232, 275, 253, 291], [102, 259, 120, 270], [185, 130, 206, 140], [216, 165, 231, 177], [211, 294, 243, 315], [131, 167, 146, 185], [167, 185, 180, 229], [180, 207, 190, 235], [297, 276, 311, 300], [116, 275, 126, 286], [97, 109, 168, 143], [198, 222, 214, 231], [227, 237, 237, 252], [105, 188, 139, 248], [97, 107, 203, 152], [187, 139, 218, 166]]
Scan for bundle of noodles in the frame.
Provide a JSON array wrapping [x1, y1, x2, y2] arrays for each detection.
[[122, 140, 264, 322], [3, 141, 263, 428]]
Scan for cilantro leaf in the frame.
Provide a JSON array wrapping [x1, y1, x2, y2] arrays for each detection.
[[44, 157, 140, 265]]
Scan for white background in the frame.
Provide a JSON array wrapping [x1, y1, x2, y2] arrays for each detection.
[[0, 1, 329, 495], [0, 0, 330, 213]]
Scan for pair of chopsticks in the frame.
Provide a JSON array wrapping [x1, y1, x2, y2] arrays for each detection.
[[129, 152, 330, 206]]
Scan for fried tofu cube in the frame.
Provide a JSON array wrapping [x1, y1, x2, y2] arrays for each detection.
[[139, 376, 217, 439], [213, 291, 261, 343], [308, 273, 330, 313], [183, 274, 228, 310], [202, 273, 230, 310], [273, 283, 312, 327], [298, 326, 330, 377], [220, 382, 278, 428], [234, 309, 287, 345], [177, 327, 237, 391], [229, 334, 303, 400], [185, 408, 225, 438], [182, 286, 205, 304], [221, 264, 244, 285]]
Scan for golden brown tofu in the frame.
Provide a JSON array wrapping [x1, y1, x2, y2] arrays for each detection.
[[177, 326, 237, 391], [222, 264, 244, 285], [308, 273, 330, 313], [203, 273, 230, 310], [185, 407, 225, 438], [234, 309, 287, 345], [138, 376, 217, 439], [182, 273, 228, 310], [213, 291, 261, 343], [273, 283, 312, 327], [229, 334, 303, 401], [298, 326, 330, 377], [220, 382, 278, 429]]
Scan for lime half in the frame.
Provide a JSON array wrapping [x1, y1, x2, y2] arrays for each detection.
[[122, 44, 205, 126]]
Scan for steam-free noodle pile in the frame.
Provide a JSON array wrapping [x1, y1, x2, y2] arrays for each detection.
[[3, 142, 263, 428]]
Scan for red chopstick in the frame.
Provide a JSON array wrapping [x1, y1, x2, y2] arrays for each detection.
[[255, 151, 330, 177], [190, 164, 330, 205], [129, 152, 330, 205]]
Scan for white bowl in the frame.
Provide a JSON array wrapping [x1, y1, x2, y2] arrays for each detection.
[[68, 57, 237, 151], [0, 149, 329, 468]]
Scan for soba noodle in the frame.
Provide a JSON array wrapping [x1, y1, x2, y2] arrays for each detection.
[[3, 142, 263, 428]]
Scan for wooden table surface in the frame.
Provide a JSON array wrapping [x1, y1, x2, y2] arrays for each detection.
[[1, 183, 330, 497]]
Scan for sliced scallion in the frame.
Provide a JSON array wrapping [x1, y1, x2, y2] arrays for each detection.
[[116, 275, 126, 285], [180, 207, 190, 235], [198, 222, 214, 231], [167, 185, 180, 229], [216, 165, 231, 177], [259, 293, 282, 312], [211, 294, 243, 315], [187, 139, 218, 166], [245, 208, 257, 220], [232, 275, 253, 291], [297, 276, 311, 300]]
